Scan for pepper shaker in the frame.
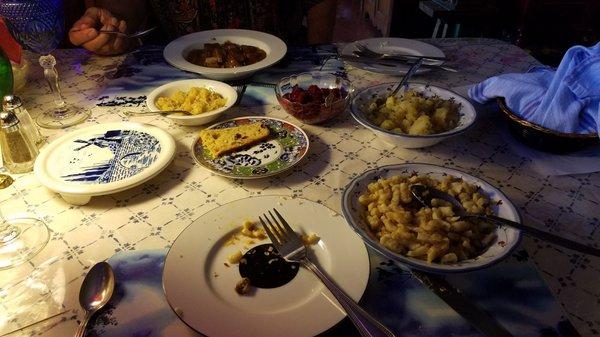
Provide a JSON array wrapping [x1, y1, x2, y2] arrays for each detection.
[[0, 110, 39, 173], [2, 95, 45, 147]]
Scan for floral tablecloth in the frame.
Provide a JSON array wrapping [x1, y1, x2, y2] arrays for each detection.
[[1, 38, 598, 337]]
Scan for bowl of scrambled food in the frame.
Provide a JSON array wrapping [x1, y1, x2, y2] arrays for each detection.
[[341, 163, 522, 273], [350, 82, 476, 148], [146, 79, 237, 126]]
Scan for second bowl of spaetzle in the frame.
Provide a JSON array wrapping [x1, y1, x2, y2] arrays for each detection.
[[349, 83, 477, 148], [341, 163, 522, 273]]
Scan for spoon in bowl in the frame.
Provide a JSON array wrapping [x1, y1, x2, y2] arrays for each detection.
[[409, 184, 600, 257], [74, 262, 115, 337]]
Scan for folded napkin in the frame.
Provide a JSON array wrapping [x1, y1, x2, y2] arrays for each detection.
[[469, 42, 600, 134]]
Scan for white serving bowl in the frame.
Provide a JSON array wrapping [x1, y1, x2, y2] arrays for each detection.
[[350, 83, 477, 148], [341, 163, 522, 274], [146, 79, 237, 126], [163, 29, 287, 81]]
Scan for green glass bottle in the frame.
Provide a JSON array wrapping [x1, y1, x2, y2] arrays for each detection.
[[0, 46, 14, 99]]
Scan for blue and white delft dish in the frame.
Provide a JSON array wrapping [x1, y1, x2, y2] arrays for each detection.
[[342, 163, 522, 273], [350, 82, 477, 148], [193, 117, 309, 179], [34, 122, 176, 205]]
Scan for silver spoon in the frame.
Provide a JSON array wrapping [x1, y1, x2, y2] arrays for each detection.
[[409, 184, 600, 257], [388, 57, 424, 97], [75, 262, 115, 337], [125, 110, 189, 117]]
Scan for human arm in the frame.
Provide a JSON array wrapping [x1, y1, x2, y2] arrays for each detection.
[[68, 1, 147, 55]]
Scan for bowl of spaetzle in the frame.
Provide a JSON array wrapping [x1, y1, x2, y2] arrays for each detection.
[[341, 163, 522, 273], [349, 83, 476, 148]]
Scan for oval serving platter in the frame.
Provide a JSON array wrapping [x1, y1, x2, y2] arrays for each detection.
[[192, 117, 309, 179]]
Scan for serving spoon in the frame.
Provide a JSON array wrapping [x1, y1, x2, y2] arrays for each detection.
[[125, 110, 189, 117], [409, 184, 600, 257], [75, 262, 115, 337]]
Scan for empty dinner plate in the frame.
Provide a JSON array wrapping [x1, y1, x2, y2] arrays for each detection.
[[341, 38, 446, 75], [163, 195, 370, 337], [34, 122, 176, 205]]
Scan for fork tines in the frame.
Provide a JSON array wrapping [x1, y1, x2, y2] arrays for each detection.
[[259, 209, 299, 245]]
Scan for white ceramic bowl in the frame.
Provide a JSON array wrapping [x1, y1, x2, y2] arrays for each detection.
[[341, 163, 522, 274], [163, 29, 287, 81], [350, 83, 477, 148], [146, 79, 237, 126]]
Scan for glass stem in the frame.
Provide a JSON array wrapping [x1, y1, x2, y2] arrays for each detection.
[[39, 54, 66, 109]]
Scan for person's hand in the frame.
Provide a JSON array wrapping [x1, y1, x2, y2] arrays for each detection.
[[68, 7, 129, 56]]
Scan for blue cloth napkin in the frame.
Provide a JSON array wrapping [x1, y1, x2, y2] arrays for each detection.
[[469, 42, 600, 134]]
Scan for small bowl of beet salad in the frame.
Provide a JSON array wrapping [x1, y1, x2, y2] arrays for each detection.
[[275, 72, 355, 124]]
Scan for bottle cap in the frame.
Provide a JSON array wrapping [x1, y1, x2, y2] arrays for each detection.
[[0, 110, 19, 128], [2, 95, 22, 111]]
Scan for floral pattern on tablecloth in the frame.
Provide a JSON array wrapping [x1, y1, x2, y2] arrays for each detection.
[[1, 38, 598, 337]]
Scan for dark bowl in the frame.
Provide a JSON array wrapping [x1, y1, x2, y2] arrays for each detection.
[[497, 98, 599, 154]]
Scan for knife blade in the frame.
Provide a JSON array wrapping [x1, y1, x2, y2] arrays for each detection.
[[338, 55, 457, 72], [411, 270, 514, 337]]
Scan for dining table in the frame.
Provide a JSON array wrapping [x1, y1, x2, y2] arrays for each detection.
[[0, 38, 598, 337]]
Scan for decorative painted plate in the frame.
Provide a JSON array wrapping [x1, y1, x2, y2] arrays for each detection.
[[34, 122, 176, 205], [163, 195, 370, 337], [192, 117, 309, 179]]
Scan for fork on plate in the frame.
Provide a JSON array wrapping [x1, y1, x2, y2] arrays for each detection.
[[259, 209, 395, 337], [354, 43, 447, 62]]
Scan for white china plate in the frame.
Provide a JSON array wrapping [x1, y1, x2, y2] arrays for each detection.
[[341, 38, 445, 75], [163, 195, 370, 337], [146, 79, 237, 126], [163, 29, 287, 81], [34, 122, 175, 205], [342, 163, 522, 273]]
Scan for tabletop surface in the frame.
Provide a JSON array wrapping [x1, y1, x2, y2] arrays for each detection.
[[1, 38, 599, 337]]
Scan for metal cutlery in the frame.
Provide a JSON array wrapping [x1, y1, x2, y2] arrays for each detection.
[[354, 43, 447, 62], [125, 110, 189, 117], [259, 209, 395, 337], [411, 271, 515, 337], [75, 262, 115, 337], [389, 58, 424, 97], [71, 27, 155, 39], [410, 184, 600, 257], [339, 55, 457, 72]]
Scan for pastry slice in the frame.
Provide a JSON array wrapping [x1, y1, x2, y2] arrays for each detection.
[[199, 122, 270, 157]]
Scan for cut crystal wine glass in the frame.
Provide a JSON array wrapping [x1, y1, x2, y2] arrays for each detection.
[[0, 0, 90, 128], [0, 188, 49, 269]]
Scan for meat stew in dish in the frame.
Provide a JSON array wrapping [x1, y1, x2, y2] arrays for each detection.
[[186, 41, 267, 68]]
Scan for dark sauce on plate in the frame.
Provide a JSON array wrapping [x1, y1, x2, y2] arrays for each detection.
[[239, 243, 299, 288]]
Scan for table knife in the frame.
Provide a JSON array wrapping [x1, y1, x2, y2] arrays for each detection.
[[411, 270, 514, 337], [338, 55, 457, 72]]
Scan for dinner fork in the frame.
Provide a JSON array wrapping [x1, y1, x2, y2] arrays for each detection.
[[355, 43, 447, 61], [259, 209, 395, 337]]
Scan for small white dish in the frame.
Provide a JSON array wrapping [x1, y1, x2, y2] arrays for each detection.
[[341, 38, 445, 75], [341, 163, 522, 274], [146, 79, 237, 126], [163, 29, 287, 81], [350, 82, 477, 148], [163, 195, 370, 337], [34, 122, 176, 205]]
